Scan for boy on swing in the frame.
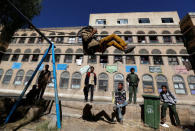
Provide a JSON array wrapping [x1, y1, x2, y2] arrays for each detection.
[[78, 26, 135, 55]]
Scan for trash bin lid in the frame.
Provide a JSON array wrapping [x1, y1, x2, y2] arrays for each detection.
[[142, 95, 160, 99]]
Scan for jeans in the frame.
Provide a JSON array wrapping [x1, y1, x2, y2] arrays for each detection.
[[116, 101, 128, 121], [98, 34, 127, 51], [161, 103, 180, 126]]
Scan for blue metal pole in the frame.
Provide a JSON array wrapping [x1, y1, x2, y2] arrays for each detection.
[[51, 44, 61, 128], [4, 44, 52, 124]]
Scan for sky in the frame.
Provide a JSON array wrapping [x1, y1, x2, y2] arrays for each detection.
[[32, 0, 195, 28]]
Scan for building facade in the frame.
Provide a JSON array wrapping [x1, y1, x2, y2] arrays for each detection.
[[0, 11, 194, 102], [180, 12, 195, 71]]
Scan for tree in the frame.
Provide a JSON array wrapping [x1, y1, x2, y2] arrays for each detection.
[[0, 0, 43, 53]]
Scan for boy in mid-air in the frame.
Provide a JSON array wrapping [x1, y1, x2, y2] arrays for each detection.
[[78, 26, 135, 55]]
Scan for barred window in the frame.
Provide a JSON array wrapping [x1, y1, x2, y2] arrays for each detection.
[[114, 73, 124, 91], [173, 75, 186, 94], [24, 70, 33, 85], [156, 75, 168, 93], [60, 71, 69, 88], [98, 73, 108, 91], [71, 72, 81, 89], [187, 75, 195, 95], [143, 74, 154, 93], [64, 48, 73, 63], [13, 70, 24, 86], [2, 69, 13, 84]]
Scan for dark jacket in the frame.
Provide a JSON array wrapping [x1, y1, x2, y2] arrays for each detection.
[[126, 73, 139, 86], [85, 72, 97, 85]]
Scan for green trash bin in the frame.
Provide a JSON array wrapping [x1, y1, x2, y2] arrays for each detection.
[[142, 95, 160, 129]]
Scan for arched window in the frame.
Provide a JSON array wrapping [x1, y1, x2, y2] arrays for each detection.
[[174, 30, 183, 43], [71, 72, 81, 89], [48, 71, 54, 88], [98, 73, 108, 91], [11, 49, 21, 61], [148, 31, 158, 43], [137, 31, 146, 43], [68, 32, 76, 43], [179, 49, 188, 54], [18, 33, 27, 43], [13, 70, 24, 86], [162, 30, 172, 43], [56, 32, 64, 43], [32, 49, 40, 62], [24, 70, 33, 85], [124, 31, 133, 43], [0, 69, 4, 80], [2, 49, 12, 61], [114, 73, 124, 91], [59, 71, 69, 88], [49, 32, 56, 42], [75, 49, 83, 65], [143, 74, 154, 93], [2, 69, 13, 84], [28, 33, 37, 44], [22, 49, 31, 62], [139, 49, 150, 64], [100, 50, 108, 64], [188, 75, 195, 95], [113, 31, 121, 34], [156, 75, 168, 93], [54, 48, 61, 63], [126, 51, 135, 64], [173, 75, 186, 94], [44, 49, 51, 62], [11, 33, 18, 44], [151, 49, 163, 65], [114, 49, 123, 63], [167, 49, 179, 65], [100, 31, 109, 35], [64, 48, 73, 63]]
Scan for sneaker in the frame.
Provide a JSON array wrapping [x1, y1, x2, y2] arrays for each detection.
[[124, 46, 135, 54], [160, 123, 169, 128]]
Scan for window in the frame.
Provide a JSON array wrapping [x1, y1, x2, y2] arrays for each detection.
[[181, 56, 189, 65], [139, 49, 150, 64], [96, 19, 106, 25], [44, 49, 51, 62], [148, 31, 158, 43], [28, 33, 37, 44], [167, 49, 179, 65], [13, 70, 24, 86], [56, 37, 64, 43], [68, 37, 76, 43], [173, 75, 186, 94], [124, 31, 133, 43], [98, 73, 108, 91], [54, 49, 61, 63], [71, 72, 81, 89], [22, 49, 31, 62], [24, 70, 33, 85], [88, 55, 97, 64], [143, 74, 154, 93], [11, 37, 17, 44], [18, 33, 27, 43], [59, 71, 69, 88], [117, 19, 128, 24], [188, 75, 195, 95], [161, 18, 174, 23], [49, 32, 55, 42], [100, 55, 108, 64], [175, 36, 183, 43], [32, 49, 40, 62], [137, 31, 146, 43], [156, 75, 168, 93], [75, 49, 83, 65], [37, 37, 44, 44], [2, 69, 13, 84], [114, 73, 124, 91], [114, 49, 123, 63], [78, 36, 82, 43], [1, 49, 12, 61], [162, 31, 172, 43], [126, 52, 135, 64], [11, 49, 21, 62], [64, 48, 73, 63], [152, 49, 163, 65], [0, 69, 4, 80], [139, 18, 150, 23]]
